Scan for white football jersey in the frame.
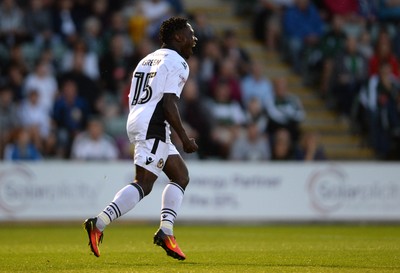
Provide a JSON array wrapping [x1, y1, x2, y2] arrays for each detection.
[[126, 48, 189, 143]]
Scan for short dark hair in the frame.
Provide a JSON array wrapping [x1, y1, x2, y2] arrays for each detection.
[[159, 17, 188, 45]]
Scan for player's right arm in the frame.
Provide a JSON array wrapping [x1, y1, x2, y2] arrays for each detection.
[[163, 93, 198, 153]]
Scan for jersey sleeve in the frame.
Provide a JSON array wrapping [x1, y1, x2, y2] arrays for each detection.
[[162, 61, 189, 98]]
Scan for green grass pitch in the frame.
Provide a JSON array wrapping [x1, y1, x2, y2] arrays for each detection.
[[0, 223, 399, 273]]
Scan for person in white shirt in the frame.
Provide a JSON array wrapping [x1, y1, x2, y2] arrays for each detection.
[[84, 17, 198, 261], [71, 118, 118, 160]]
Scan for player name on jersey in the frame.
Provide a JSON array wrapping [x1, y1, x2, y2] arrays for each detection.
[[142, 59, 162, 66]]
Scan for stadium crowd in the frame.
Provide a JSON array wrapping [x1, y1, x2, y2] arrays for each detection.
[[252, 0, 400, 160], [3, 0, 398, 162]]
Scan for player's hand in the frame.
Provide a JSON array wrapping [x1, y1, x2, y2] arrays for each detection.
[[182, 138, 198, 153]]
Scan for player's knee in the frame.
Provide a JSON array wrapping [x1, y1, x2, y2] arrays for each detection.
[[141, 183, 154, 196], [175, 174, 190, 190]]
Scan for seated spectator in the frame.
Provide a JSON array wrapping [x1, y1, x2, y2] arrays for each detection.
[[331, 35, 368, 117], [100, 34, 134, 95], [139, 0, 173, 40], [241, 61, 273, 111], [270, 128, 294, 160], [229, 122, 271, 161], [294, 131, 326, 160], [282, 0, 324, 74], [82, 16, 103, 56], [0, 85, 20, 158], [19, 89, 51, 150], [24, 59, 58, 114], [360, 62, 400, 158], [318, 14, 347, 96], [209, 57, 242, 104], [252, 0, 294, 51], [207, 80, 246, 158], [191, 11, 216, 57], [59, 51, 102, 114], [198, 38, 222, 93], [3, 128, 42, 160], [0, 0, 26, 47], [178, 78, 216, 159], [25, 0, 53, 48], [368, 29, 400, 77], [220, 29, 251, 77], [51, 0, 81, 45], [71, 117, 118, 160], [7, 64, 25, 103], [52, 79, 89, 158], [245, 97, 269, 134], [266, 76, 305, 143], [61, 39, 100, 80]]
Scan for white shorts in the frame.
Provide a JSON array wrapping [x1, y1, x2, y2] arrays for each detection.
[[133, 138, 180, 176]]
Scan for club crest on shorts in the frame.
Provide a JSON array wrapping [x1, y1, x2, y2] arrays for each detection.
[[157, 158, 164, 168]]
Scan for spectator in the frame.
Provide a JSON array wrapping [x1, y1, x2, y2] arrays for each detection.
[[282, 0, 324, 73], [252, 0, 294, 51], [360, 62, 400, 158], [24, 59, 58, 114], [208, 79, 246, 158], [368, 29, 400, 77], [82, 16, 103, 56], [59, 51, 102, 114], [318, 14, 347, 96], [220, 29, 251, 77], [229, 122, 271, 161], [61, 39, 100, 80], [198, 38, 222, 93], [178, 78, 215, 159], [3, 128, 42, 160], [241, 61, 274, 111], [100, 34, 133, 95], [294, 131, 327, 160], [7, 64, 25, 102], [19, 89, 51, 150], [52, 79, 89, 158], [191, 12, 216, 56], [267, 76, 305, 143], [0, 85, 20, 158], [245, 97, 269, 134], [51, 0, 81, 45], [103, 11, 134, 56], [332, 35, 368, 117], [71, 117, 119, 160], [139, 0, 173, 40], [209, 57, 242, 104], [270, 128, 294, 160], [0, 0, 26, 47], [25, 0, 53, 48]]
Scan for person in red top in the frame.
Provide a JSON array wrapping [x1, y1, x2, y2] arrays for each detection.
[[323, 0, 359, 16], [368, 29, 400, 77]]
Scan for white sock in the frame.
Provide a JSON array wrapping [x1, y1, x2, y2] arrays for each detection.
[[159, 182, 185, 235], [96, 183, 145, 231]]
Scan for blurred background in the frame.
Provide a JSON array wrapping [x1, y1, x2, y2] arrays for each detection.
[[0, 0, 399, 162], [0, 0, 399, 223]]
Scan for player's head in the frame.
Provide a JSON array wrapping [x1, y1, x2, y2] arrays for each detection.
[[159, 17, 197, 59]]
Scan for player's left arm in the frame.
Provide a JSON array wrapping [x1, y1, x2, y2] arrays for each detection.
[[163, 93, 198, 153]]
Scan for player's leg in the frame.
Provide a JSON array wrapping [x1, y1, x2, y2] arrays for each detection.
[[159, 153, 189, 235], [153, 150, 189, 260], [95, 165, 157, 231], [84, 139, 165, 257]]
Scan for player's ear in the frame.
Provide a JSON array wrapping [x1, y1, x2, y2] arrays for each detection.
[[174, 30, 185, 43]]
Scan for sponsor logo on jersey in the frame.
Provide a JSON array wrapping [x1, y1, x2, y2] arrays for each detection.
[[157, 158, 164, 168], [146, 156, 154, 165]]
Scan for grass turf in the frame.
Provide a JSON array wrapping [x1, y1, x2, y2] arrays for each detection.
[[0, 224, 399, 272]]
